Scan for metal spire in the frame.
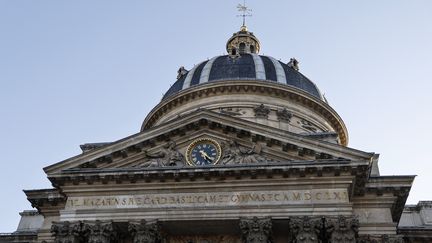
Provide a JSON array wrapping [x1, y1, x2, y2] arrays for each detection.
[[237, 0, 252, 28]]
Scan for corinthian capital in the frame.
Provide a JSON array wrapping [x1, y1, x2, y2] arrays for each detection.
[[239, 217, 272, 243], [82, 220, 115, 243], [128, 219, 161, 243], [51, 221, 82, 243]]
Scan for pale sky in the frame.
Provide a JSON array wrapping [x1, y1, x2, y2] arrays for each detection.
[[1, 0, 431, 232]]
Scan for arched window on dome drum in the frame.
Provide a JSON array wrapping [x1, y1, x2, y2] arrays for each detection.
[[250, 45, 255, 53], [231, 48, 237, 56], [239, 43, 246, 54]]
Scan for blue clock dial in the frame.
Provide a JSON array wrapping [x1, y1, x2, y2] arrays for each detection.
[[186, 138, 222, 166]]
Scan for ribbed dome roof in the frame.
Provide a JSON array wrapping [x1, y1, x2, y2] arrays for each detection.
[[163, 54, 323, 101]]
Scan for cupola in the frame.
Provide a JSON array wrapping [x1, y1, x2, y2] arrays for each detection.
[[226, 25, 261, 55]]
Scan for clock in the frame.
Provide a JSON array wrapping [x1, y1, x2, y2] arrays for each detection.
[[186, 138, 222, 166]]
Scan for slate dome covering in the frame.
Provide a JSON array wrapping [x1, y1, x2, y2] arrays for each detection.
[[163, 54, 324, 101]]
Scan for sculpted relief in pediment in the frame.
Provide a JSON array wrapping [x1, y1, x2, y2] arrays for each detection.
[[133, 138, 276, 169], [136, 141, 186, 168]]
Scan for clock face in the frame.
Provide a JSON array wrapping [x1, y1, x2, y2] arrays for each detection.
[[186, 138, 222, 166]]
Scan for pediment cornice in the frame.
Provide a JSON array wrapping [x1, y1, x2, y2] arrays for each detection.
[[49, 160, 370, 198], [44, 109, 374, 177]]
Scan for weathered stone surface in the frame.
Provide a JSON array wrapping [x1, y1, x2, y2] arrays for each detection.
[[51, 221, 82, 243], [82, 220, 115, 243], [253, 104, 270, 118], [239, 217, 272, 243], [325, 216, 359, 243], [128, 220, 161, 243], [136, 141, 185, 167], [220, 140, 271, 164], [289, 216, 322, 243], [65, 189, 349, 210]]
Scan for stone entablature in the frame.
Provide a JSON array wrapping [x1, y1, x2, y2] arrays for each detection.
[[49, 160, 369, 191]]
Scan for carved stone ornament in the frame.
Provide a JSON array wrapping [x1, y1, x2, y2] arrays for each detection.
[[82, 220, 115, 243], [287, 58, 299, 71], [253, 104, 270, 118], [137, 141, 185, 168], [239, 217, 272, 243], [51, 221, 82, 243], [177, 66, 188, 79], [128, 219, 161, 243], [289, 216, 322, 243], [220, 140, 271, 165], [276, 108, 293, 122], [299, 119, 318, 133], [325, 216, 359, 243], [219, 107, 244, 116]]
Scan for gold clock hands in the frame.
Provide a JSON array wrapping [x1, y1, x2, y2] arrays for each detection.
[[199, 150, 215, 162]]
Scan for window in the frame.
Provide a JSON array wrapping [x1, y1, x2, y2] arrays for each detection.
[[250, 45, 255, 53], [231, 48, 237, 55], [239, 43, 246, 54]]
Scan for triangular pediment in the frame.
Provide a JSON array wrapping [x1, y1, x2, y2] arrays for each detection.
[[44, 110, 374, 176]]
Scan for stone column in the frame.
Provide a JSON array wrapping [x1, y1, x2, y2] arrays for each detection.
[[128, 219, 161, 243], [51, 221, 82, 243], [289, 216, 322, 243], [325, 216, 359, 243], [82, 220, 115, 243], [239, 217, 272, 243]]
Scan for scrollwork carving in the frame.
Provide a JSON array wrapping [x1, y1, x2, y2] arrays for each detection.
[[239, 217, 272, 243]]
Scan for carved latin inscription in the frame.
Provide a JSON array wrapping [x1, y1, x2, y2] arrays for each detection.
[[66, 189, 349, 210]]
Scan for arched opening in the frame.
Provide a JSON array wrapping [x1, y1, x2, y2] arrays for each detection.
[[250, 45, 255, 53], [231, 48, 237, 56], [239, 43, 246, 54]]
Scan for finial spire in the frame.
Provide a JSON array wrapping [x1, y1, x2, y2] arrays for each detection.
[[237, 0, 252, 29]]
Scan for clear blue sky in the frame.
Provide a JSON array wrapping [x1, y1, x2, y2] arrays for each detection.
[[1, 0, 431, 232]]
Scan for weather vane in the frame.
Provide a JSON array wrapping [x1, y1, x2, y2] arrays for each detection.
[[237, 0, 252, 27]]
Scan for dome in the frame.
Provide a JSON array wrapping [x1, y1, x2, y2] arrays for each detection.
[[144, 26, 347, 146], [163, 54, 323, 101]]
